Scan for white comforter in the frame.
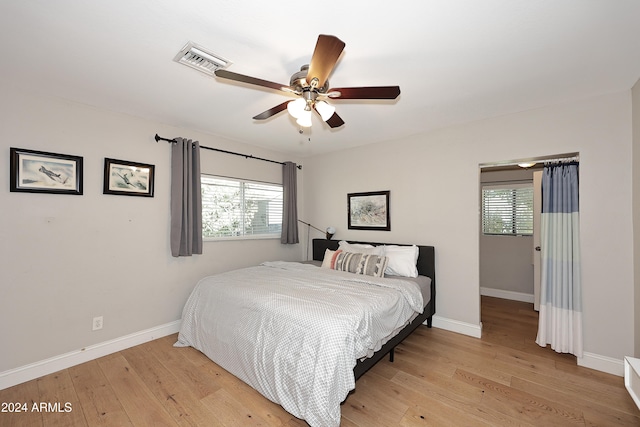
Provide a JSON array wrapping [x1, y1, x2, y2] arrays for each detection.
[[175, 261, 423, 427]]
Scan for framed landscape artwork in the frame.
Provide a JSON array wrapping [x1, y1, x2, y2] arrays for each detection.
[[10, 147, 83, 195], [347, 190, 390, 231]]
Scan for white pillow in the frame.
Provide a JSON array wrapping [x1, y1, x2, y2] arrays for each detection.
[[383, 245, 419, 277], [338, 240, 384, 256]]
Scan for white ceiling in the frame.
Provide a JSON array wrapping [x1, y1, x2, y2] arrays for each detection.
[[2, 1, 639, 157]]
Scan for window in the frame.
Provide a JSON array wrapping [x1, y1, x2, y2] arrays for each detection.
[[482, 183, 533, 235], [201, 175, 283, 239]]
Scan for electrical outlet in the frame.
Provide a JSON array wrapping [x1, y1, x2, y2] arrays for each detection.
[[92, 316, 103, 331]]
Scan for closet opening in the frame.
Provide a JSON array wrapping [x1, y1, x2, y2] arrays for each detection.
[[478, 152, 579, 358]]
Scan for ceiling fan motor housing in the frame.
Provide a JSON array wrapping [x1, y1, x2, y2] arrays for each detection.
[[290, 65, 329, 93]]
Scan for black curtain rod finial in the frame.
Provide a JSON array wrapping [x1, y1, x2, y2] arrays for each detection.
[[155, 133, 176, 143]]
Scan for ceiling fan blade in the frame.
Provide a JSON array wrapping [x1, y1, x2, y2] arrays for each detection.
[[324, 111, 345, 128], [253, 101, 291, 120], [327, 86, 401, 100], [215, 69, 291, 93], [306, 35, 345, 89]]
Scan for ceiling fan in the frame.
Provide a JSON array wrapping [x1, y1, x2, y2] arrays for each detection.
[[214, 34, 401, 129]]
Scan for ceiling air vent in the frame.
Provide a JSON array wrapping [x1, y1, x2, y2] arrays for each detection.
[[173, 41, 231, 75]]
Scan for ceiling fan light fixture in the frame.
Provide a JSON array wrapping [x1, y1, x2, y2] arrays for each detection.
[[518, 162, 537, 168], [296, 110, 312, 127], [315, 100, 335, 122], [287, 98, 306, 119]]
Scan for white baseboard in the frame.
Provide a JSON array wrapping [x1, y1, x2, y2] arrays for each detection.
[[0, 320, 181, 391], [429, 315, 624, 377], [578, 351, 624, 377], [481, 287, 534, 303], [429, 315, 482, 338]]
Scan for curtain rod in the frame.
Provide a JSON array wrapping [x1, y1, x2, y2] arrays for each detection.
[[154, 134, 302, 170]]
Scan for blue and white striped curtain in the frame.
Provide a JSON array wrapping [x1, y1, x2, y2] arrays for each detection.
[[536, 161, 582, 357]]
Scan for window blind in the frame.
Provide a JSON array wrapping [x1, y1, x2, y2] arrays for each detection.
[[482, 183, 533, 235], [201, 175, 283, 239]]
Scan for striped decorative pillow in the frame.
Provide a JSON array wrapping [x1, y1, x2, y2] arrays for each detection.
[[321, 249, 343, 269], [334, 251, 389, 278]]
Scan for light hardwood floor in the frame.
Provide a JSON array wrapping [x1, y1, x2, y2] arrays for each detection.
[[1, 296, 639, 426]]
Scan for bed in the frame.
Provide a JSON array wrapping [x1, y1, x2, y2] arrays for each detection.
[[175, 239, 436, 427], [312, 239, 436, 379]]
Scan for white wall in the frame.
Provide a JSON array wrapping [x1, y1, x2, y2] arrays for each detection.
[[633, 78, 640, 358], [303, 91, 634, 370], [0, 87, 304, 375]]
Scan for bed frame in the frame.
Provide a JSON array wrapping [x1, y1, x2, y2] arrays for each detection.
[[312, 239, 436, 379]]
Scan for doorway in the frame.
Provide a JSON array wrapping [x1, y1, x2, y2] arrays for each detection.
[[479, 153, 579, 347], [479, 165, 538, 305]]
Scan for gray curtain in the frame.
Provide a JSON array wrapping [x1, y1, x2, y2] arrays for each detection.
[[170, 138, 203, 257], [281, 161, 299, 244]]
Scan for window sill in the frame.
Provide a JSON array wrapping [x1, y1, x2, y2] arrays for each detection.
[[203, 235, 280, 242]]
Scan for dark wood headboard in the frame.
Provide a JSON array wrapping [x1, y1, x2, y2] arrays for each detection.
[[312, 239, 436, 286]]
